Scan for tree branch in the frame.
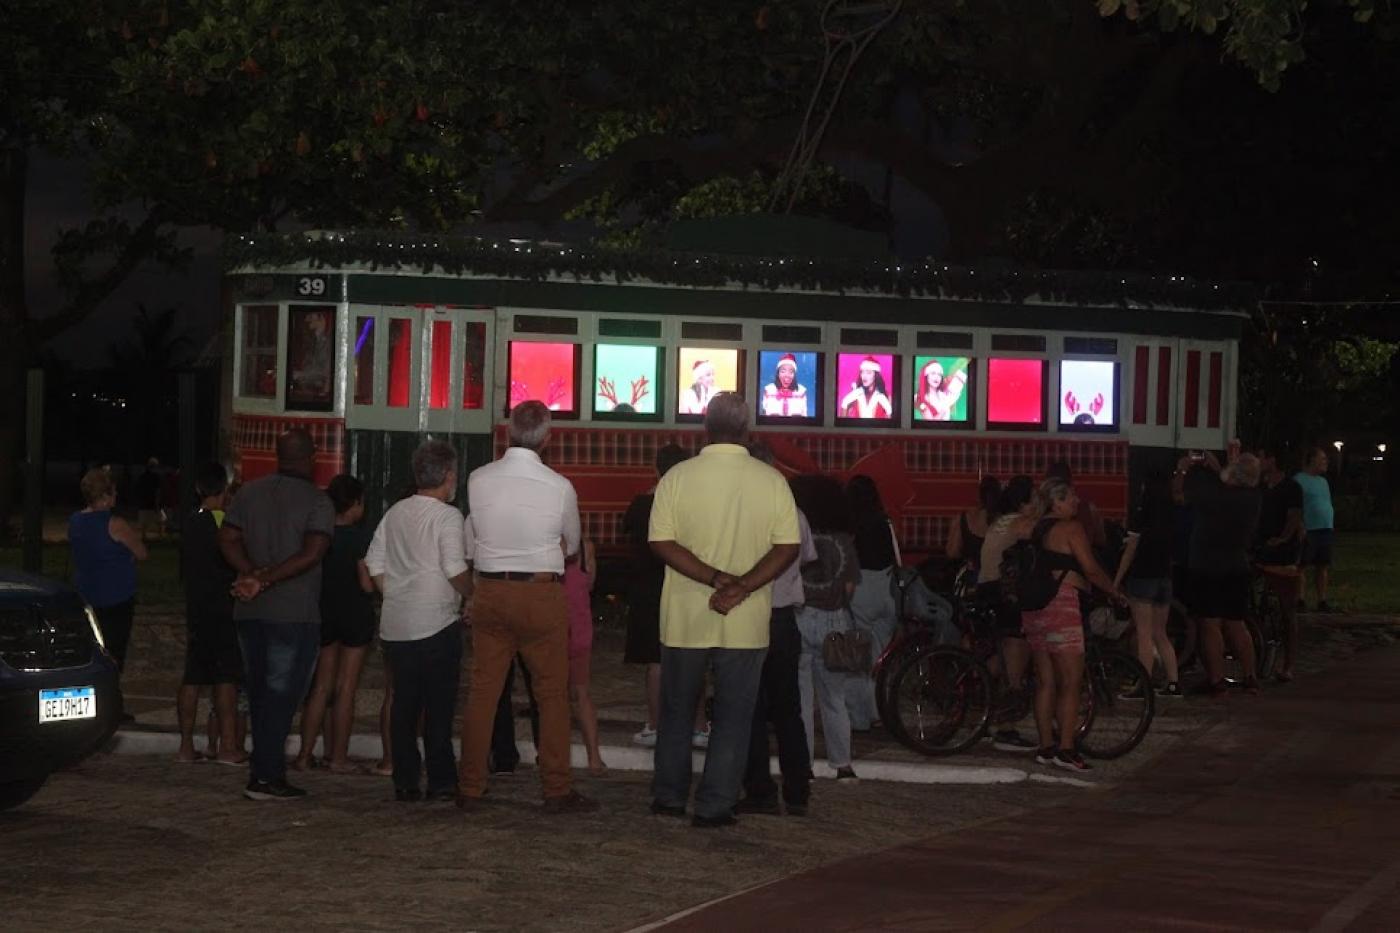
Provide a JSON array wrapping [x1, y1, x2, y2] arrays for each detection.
[[1061, 40, 1208, 213], [36, 205, 170, 341], [483, 121, 804, 224], [482, 116, 1013, 255]]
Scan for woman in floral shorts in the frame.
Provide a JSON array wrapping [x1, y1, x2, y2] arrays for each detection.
[[1021, 478, 1125, 772]]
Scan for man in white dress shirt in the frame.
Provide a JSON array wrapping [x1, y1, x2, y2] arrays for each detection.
[[457, 401, 597, 813], [364, 440, 471, 802]]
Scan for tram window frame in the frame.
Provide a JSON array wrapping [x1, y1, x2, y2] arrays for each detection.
[[592, 342, 665, 423], [985, 357, 1049, 431], [991, 334, 1047, 353], [910, 354, 976, 431], [505, 340, 582, 420], [1057, 359, 1121, 435], [675, 346, 746, 424], [283, 304, 338, 414], [754, 348, 824, 427], [832, 351, 901, 429], [235, 303, 281, 406], [349, 314, 377, 407]]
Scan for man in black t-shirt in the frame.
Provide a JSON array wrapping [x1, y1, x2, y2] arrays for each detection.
[[1256, 450, 1305, 680]]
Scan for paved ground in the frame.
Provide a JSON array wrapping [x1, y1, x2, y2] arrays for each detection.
[[112, 609, 1397, 777], [2, 753, 1083, 932], [5, 619, 1399, 931], [657, 641, 1400, 932]]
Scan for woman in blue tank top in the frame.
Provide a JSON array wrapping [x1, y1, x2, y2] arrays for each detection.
[[69, 467, 148, 677]]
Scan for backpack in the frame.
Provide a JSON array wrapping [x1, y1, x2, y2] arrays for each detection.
[[998, 519, 1069, 612]]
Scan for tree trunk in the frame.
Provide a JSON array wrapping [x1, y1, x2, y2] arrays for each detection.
[[0, 145, 34, 543]]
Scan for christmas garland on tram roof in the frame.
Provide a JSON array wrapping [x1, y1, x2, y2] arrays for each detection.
[[224, 231, 1255, 312]]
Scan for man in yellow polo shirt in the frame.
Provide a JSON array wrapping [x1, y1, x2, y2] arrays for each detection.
[[648, 392, 800, 827]]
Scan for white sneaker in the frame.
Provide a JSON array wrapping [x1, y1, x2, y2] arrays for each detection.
[[691, 729, 711, 750], [632, 727, 657, 748]]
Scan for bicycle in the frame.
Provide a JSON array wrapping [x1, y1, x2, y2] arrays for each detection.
[[885, 590, 1155, 759], [872, 559, 968, 728], [1248, 566, 1288, 680], [1077, 634, 1156, 759]]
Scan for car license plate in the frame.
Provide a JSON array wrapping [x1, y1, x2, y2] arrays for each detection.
[[38, 687, 97, 723]]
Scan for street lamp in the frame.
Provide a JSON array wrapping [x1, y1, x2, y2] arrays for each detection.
[[1333, 440, 1344, 451], [1379, 444, 1388, 454]]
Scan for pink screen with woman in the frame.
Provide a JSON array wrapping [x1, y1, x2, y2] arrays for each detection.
[[835, 353, 895, 420]]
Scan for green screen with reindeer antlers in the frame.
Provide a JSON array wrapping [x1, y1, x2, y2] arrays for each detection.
[[594, 344, 660, 415]]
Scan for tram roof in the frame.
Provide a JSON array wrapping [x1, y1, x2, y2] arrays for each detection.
[[225, 230, 1253, 339]]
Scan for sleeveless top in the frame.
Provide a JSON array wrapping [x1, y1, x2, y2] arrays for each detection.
[[1034, 518, 1083, 576], [959, 512, 986, 566], [69, 510, 137, 607]]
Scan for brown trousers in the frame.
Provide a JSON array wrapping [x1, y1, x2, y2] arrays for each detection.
[[458, 578, 572, 799]]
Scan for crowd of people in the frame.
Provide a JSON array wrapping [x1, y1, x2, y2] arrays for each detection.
[[949, 442, 1335, 770], [65, 393, 1337, 820]]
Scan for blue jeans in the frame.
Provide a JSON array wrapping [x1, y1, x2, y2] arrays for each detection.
[[653, 646, 766, 820], [796, 607, 855, 769], [383, 622, 463, 794], [846, 569, 898, 730], [237, 620, 321, 785]]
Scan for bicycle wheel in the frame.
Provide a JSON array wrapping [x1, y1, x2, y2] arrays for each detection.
[[875, 633, 933, 728], [1250, 577, 1284, 678], [1222, 616, 1266, 684], [886, 647, 992, 756], [1078, 648, 1155, 759]]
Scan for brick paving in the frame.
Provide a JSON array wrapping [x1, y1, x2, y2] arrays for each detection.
[[7, 605, 1398, 931], [657, 640, 1400, 931], [2, 754, 1072, 932], [114, 611, 1399, 783]]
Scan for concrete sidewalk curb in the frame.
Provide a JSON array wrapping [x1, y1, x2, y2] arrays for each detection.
[[106, 730, 1096, 788]]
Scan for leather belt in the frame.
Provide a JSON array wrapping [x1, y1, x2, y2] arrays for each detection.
[[476, 571, 561, 583]]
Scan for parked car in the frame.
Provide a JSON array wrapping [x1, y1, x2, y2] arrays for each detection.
[[0, 568, 122, 811]]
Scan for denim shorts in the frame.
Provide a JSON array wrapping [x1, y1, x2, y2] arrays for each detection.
[[1301, 529, 1334, 567], [1123, 576, 1173, 607]]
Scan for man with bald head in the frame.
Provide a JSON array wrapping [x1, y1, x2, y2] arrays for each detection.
[[648, 393, 801, 827], [219, 429, 334, 800]]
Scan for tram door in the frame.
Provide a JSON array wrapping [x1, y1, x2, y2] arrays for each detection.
[[1125, 337, 1236, 453], [420, 305, 495, 436], [344, 304, 495, 436]]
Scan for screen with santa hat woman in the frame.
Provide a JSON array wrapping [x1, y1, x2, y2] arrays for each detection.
[[757, 349, 820, 422], [835, 353, 896, 422], [912, 355, 972, 424], [676, 347, 741, 418]]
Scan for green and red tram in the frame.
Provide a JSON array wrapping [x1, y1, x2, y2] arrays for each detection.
[[221, 233, 1247, 562]]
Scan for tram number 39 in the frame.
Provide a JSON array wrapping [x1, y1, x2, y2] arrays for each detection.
[[296, 276, 330, 297]]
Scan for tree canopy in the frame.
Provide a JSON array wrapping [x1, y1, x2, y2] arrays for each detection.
[[1, 0, 1396, 530]]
